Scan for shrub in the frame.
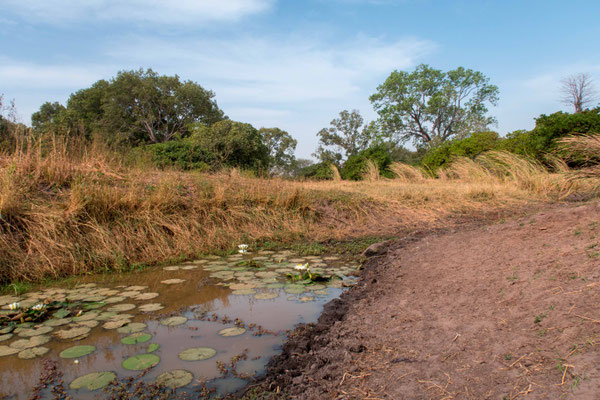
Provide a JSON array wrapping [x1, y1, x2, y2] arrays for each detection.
[[296, 162, 334, 180], [422, 131, 500, 172], [341, 145, 393, 181]]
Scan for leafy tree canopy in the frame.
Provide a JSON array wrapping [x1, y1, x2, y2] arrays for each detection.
[[370, 64, 499, 147], [258, 127, 297, 174], [314, 109, 374, 162], [31, 102, 67, 132]]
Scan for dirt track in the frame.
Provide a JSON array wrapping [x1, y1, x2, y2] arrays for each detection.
[[264, 202, 600, 399]]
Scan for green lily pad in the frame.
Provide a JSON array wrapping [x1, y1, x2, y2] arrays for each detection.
[[284, 285, 306, 294], [122, 333, 152, 345], [147, 343, 160, 353], [44, 317, 72, 327], [155, 369, 193, 389], [117, 322, 146, 334], [160, 316, 187, 326], [53, 309, 70, 319], [138, 303, 164, 312], [178, 347, 216, 361], [70, 372, 116, 390], [18, 346, 49, 359], [0, 345, 19, 356], [218, 327, 246, 337], [95, 312, 118, 321], [122, 353, 160, 370], [107, 304, 135, 312], [60, 345, 96, 358], [254, 292, 278, 300], [73, 312, 98, 322], [160, 279, 186, 285]]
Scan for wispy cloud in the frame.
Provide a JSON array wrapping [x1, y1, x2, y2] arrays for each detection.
[[2, 0, 274, 25]]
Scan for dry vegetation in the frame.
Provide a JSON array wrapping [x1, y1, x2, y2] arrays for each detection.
[[0, 133, 598, 285]]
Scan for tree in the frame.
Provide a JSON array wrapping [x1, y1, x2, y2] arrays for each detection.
[[314, 109, 372, 162], [102, 69, 225, 144], [31, 101, 67, 132], [560, 73, 598, 113], [370, 64, 499, 147], [258, 127, 297, 174], [65, 79, 110, 138]]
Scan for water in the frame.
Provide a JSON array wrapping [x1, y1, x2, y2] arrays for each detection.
[[0, 250, 358, 399]]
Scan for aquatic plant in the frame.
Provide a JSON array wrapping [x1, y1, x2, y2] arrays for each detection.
[[286, 263, 338, 284]]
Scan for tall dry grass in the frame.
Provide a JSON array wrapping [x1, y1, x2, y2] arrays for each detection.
[[1, 133, 597, 285]]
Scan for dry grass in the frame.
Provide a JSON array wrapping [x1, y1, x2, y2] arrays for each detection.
[[362, 160, 380, 181], [0, 134, 597, 285]]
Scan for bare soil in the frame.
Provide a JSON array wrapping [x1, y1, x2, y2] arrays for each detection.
[[263, 202, 600, 399]]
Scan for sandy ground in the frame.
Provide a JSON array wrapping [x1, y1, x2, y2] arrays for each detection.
[[264, 201, 600, 399]]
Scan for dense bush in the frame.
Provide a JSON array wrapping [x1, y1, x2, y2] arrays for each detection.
[[502, 108, 600, 161], [145, 140, 212, 171], [341, 144, 393, 180], [422, 131, 500, 172], [295, 162, 334, 180]]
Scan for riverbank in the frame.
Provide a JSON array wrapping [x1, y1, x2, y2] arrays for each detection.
[[253, 201, 600, 399]]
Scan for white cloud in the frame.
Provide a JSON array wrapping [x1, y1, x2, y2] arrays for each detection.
[[2, 0, 274, 25]]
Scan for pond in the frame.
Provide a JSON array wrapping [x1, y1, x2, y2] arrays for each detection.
[[0, 249, 359, 399]]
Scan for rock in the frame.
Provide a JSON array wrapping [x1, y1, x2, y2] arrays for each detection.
[[362, 240, 393, 257]]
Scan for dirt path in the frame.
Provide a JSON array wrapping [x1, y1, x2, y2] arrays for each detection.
[[264, 202, 600, 399]]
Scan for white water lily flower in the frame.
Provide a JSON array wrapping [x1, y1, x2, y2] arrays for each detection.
[[8, 302, 19, 310], [238, 244, 249, 250], [32, 303, 45, 311], [295, 263, 309, 271], [238, 249, 248, 254]]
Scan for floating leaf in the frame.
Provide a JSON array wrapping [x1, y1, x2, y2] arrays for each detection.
[[103, 319, 131, 330], [104, 296, 126, 304], [0, 334, 13, 342], [55, 326, 91, 340], [11, 335, 50, 349], [18, 326, 53, 337], [53, 309, 70, 319], [83, 295, 105, 302], [178, 347, 216, 361], [160, 316, 187, 326], [299, 295, 315, 302], [163, 266, 180, 271], [181, 265, 198, 270], [231, 289, 256, 295], [265, 283, 285, 289], [160, 279, 186, 285], [107, 304, 135, 312], [95, 312, 118, 321], [18, 346, 49, 359], [313, 289, 329, 295], [254, 292, 278, 300], [60, 345, 96, 358], [73, 312, 98, 322], [76, 320, 99, 328], [122, 333, 152, 345], [70, 372, 116, 390], [122, 354, 160, 370], [134, 293, 159, 301], [117, 322, 147, 334], [119, 291, 141, 298], [126, 286, 148, 291], [147, 343, 160, 353], [138, 303, 164, 312], [155, 370, 193, 389], [218, 327, 246, 337], [284, 285, 306, 294], [83, 302, 105, 310], [229, 283, 257, 290], [0, 345, 19, 356]]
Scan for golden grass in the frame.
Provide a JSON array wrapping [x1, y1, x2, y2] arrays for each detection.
[[0, 134, 597, 285]]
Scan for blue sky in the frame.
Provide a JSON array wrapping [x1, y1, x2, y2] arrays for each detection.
[[2, 0, 600, 158]]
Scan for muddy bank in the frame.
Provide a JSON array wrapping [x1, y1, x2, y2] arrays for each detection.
[[255, 202, 600, 399]]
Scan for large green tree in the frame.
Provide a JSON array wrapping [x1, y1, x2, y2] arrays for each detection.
[[258, 127, 297, 174], [370, 64, 499, 147], [314, 109, 373, 162], [31, 101, 67, 132]]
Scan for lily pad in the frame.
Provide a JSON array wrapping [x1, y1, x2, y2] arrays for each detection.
[[53, 309, 70, 319], [178, 347, 216, 361], [161, 279, 186, 285], [254, 292, 278, 300], [0, 345, 19, 356], [76, 320, 99, 328], [117, 322, 147, 334], [147, 343, 160, 353], [11, 335, 50, 349], [265, 283, 285, 289], [73, 312, 98, 322], [122, 333, 152, 345], [138, 303, 164, 312], [95, 312, 118, 321], [70, 372, 116, 390], [163, 266, 180, 271], [160, 316, 187, 326], [119, 291, 141, 298], [134, 293, 159, 301], [60, 345, 96, 358], [155, 369, 193, 389], [284, 285, 306, 294], [126, 286, 148, 291], [218, 327, 246, 337], [231, 289, 256, 295], [83, 302, 105, 310], [299, 295, 315, 302], [103, 319, 131, 329], [107, 304, 135, 312], [18, 346, 49, 359], [104, 296, 126, 304], [55, 326, 91, 340], [18, 326, 53, 337], [0, 334, 13, 342], [122, 353, 160, 370]]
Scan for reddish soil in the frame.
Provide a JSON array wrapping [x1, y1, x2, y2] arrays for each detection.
[[263, 202, 600, 399]]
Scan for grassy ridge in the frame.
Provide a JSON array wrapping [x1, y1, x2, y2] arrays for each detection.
[[0, 135, 597, 285]]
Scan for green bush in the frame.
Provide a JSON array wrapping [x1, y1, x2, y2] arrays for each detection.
[[422, 131, 500, 172], [296, 162, 334, 180], [341, 145, 393, 180], [145, 140, 212, 171]]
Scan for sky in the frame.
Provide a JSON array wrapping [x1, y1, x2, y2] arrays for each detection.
[[2, 0, 600, 158]]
